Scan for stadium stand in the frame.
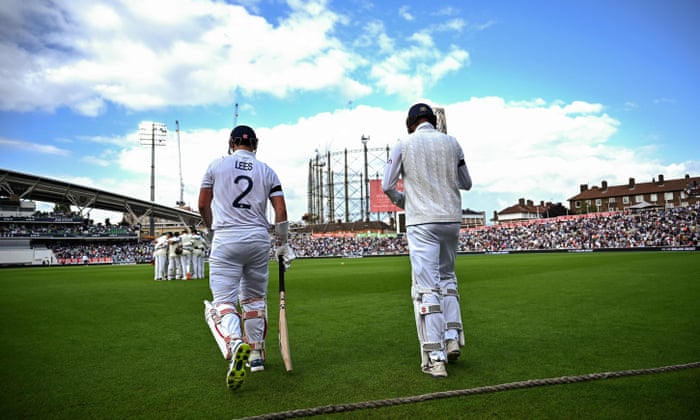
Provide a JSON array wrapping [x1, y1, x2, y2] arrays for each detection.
[[1, 203, 697, 266]]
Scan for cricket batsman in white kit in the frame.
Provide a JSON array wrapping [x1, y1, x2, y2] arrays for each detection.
[[199, 125, 294, 390], [382, 103, 472, 378]]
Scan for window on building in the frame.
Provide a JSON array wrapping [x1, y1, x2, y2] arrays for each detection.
[[664, 192, 674, 201], [635, 194, 644, 203], [622, 196, 630, 204], [575, 201, 581, 208], [595, 199, 602, 207], [609, 197, 616, 203], [650, 193, 657, 202]]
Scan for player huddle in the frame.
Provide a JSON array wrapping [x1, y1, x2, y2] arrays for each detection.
[[152, 230, 208, 280], [197, 103, 472, 391]]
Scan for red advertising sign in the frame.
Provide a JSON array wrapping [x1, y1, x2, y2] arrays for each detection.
[[370, 179, 404, 213]]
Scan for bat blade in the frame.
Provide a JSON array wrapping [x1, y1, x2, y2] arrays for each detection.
[[433, 106, 447, 134], [278, 256, 293, 372]]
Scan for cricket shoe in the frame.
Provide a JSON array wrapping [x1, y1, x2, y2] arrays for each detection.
[[446, 339, 460, 363], [422, 360, 448, 378], [226, 340, 251, 390], [248, 350, 265, 372]]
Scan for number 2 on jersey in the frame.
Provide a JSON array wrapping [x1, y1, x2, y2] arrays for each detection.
[[232, 175, 253, 209]]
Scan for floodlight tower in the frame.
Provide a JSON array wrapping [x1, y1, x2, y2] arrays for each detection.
[[175, 120, 185, 207], [139, 121, 168, 236], [361, 134, 370, 221], [311, 149, 326, 223]]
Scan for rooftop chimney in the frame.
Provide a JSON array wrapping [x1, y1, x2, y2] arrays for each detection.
[[628, 177, 635, 189], [518, 198, 525, 206], [657, 174, 664, 185], [580, 184, 588, 193], [601, 180, 608, 191]]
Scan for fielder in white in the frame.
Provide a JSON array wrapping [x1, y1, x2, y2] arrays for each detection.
[[167, 231, 183, 280], [190, 230, 207, 279], [180, 230, 193, 279], [382, 103, 472, 378], [199, 125, 294, 391], [152, 233, 169, 280]]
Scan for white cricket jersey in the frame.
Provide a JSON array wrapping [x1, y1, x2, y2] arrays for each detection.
[[382, 122, 472, 226], [201, 150, 283, 231]]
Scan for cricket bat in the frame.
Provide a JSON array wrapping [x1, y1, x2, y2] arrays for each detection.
[[278, 256, 293, 372], [433, 106, 447, 134]]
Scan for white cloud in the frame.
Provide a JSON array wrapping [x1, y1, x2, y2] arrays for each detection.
[[3, 1, 695, 224], [65, 97, 696, 223], [433, 18, 465, 32], [0, 137, 71, 156], [365, 26, 469, 99], [441, 97, 685, 207], [399, 6, 414, 21], [0, 0, 471, 114], [17, 94, 690, 226]]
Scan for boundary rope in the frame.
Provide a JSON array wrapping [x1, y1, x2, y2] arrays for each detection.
[[237, 361, 700, 419]]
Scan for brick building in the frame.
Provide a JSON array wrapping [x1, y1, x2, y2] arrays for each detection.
[[568, 174, 700, 214], [493, 199, 556, 224]]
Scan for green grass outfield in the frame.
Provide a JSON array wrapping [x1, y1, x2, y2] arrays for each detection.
[[1, 252, 699, 419]]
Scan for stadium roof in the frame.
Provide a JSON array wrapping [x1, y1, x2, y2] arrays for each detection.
[[0, 168, 201, 226]]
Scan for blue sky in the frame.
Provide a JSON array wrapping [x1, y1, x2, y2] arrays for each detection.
[[0, 0, 698, 224]]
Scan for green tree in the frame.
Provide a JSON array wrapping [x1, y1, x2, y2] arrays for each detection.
[[53, 203, 71, 215]]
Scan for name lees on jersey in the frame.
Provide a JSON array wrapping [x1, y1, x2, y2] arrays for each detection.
[[235, 160, 253, 171]]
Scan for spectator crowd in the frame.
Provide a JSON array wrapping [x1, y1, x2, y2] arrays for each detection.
[[2, 205, 698, 264], [458, 205, 699, 252], [0, 222, 138, 238]]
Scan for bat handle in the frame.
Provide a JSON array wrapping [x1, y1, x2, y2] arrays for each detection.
[[278, 255, 286, 292]]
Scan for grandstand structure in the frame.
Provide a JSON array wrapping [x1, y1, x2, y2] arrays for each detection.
[[3, 168, 696, 266], [0, 168, 202, 266], [0, 169, 202, 231]]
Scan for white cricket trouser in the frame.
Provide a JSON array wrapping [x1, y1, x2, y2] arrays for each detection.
[[154, 253, 168, 279], [208, 228, 270, 343], [168, 255, 183, 279], [196, 252, 206, 279], [181, 252, 192, 277], [406, 223, 462, 359]]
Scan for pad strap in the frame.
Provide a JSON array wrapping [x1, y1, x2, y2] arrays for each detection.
[[243, 309, 267, 320], [443, 288, 460, 299], [241, 296, 265, 305], [422, 342, 444, 351], [419, 303, 442, 315], [219, 307, 239, 317], [247, 341, 265, 350], [447, 321, 463, 330], [415, 287, 440, 296]]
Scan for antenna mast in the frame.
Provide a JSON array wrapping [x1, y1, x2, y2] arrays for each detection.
[[176, 120, 185, 206], [234, 102, 239, 126]]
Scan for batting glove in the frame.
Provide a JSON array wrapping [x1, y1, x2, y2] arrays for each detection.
[[276, 244, 296, 270]]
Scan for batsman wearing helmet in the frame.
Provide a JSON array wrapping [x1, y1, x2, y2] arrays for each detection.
[[382, 103, 472, 378], [199, 125, 295, 390]]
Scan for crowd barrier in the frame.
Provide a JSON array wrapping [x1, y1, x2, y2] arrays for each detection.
[[57, 257, 114, 265]]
